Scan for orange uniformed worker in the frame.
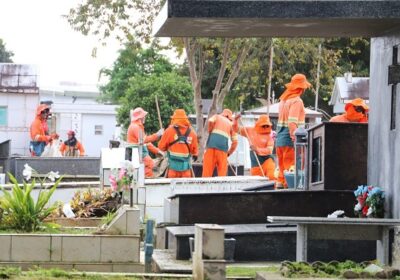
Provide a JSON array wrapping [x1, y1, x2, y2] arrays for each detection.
[[158, 109, 198, 178], [127, 107, 164, 178], [59, 130, 85, 157], [330, 98, 369, 123], [202, 109, 238, 177], [30, 104, 52, 156], [275, 74, 311, 188], [238, 115, 276, 180]]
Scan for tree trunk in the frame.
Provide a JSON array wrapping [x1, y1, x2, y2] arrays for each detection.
[[184, 38, 251, 162]]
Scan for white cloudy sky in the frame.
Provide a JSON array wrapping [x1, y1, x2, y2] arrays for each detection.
[[0, 0, 121, 87]]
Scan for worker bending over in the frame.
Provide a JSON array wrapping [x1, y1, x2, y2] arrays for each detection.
[[330, 98, 369, 123], [30, 104, 56, 156], [238, 115, 276, 180], [158, 109, 198, 178], [202, 109, 238, 177], [276, 74, 311, 188], [60, 130, 85, 157], [127, 107, 164, 178]]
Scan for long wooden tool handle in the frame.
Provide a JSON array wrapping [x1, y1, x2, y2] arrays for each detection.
[[155, 95, 163, 129]]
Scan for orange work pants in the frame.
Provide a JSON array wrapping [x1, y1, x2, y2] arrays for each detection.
[[143, 155, 154, 178], [250, 158, 276, 180], [276, 146, 295, 187], [167, 169, 192, 178], [202, 148, 228, 177]]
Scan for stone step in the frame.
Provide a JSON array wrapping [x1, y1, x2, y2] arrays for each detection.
[[165, 224, 376, 262]]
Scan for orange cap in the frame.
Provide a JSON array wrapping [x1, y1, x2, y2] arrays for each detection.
[[36, 104, 49, 116], [345, 98, 369, 112], [131, 107, 148, 121], [285, 74, 311, 90], [221, 109, 233, 121], [255, 115, 272, 127]]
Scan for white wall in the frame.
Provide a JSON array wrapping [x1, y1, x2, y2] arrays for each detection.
[[81, 114, 117, 157], [0, 93, 39, 156]]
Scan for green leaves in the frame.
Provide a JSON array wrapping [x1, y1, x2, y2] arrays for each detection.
[[0, 173, 61, 232], [0, 38, 14, 63]]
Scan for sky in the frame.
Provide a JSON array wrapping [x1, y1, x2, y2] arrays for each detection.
[[0, 0, 121, 87]]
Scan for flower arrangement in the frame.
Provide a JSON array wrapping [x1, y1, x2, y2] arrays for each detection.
[[354, 185, 385, 218], [109, 161, 137, 193]]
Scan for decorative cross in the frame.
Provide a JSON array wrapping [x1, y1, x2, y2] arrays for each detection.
[[388, 46, 400, 130]]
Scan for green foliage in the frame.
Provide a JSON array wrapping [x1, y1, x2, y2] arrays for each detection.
[[0, 173, 60, 232], [118, 71, 193, 132], [27, 267, 73, 278], [100, 43, 193, 133], [101, 211, 117, 226], [226, 266, 279, 277], [227, 38, 370, 117], [280, 260, 375, 278], [0, 266, 21, 279], [100, 42, 174, 103], [0, 39, 13, 63]]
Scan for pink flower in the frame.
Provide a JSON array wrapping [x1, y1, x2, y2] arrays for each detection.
[[118, 168, 126, 180], [109, 174, 118, 191]]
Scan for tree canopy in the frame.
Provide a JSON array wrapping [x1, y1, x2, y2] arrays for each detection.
[[100, 43, 193, 133], [0, 39, 14, 62]]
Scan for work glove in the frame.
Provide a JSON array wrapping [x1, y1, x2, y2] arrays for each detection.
[[234, 113, 241, 120], [250, 145, 257, 152], [157, 150, 165, 157], [157, 128, 164, 137], [192, 155, 198, 162]]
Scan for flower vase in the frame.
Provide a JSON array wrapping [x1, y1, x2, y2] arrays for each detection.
[[118, 191, 124, 205]]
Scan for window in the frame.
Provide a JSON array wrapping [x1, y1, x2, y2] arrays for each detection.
[[311, 137, 322, 183], [0, 107, 7, 126], [94, 125, 103, 135]]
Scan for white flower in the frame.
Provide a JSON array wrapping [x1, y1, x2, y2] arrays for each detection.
[[22, 164, 33, 181], [354, 203, 362, 211], [367, 207, 374, 217], [121, 160, 136, 176], [47, 171, 60, 182]]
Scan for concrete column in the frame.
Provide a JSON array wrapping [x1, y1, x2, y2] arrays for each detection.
[[296, 224, 308, 262], [193, 224, 226, 280]]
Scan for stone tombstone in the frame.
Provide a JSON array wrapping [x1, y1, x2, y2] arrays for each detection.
[[193, 224, 226, 280]]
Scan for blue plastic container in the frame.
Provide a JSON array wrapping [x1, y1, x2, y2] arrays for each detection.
[[284, 171, 304, 189]]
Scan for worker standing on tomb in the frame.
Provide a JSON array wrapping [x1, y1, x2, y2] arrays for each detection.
[[127, 107, 164, 178], [202, 109, 238, 177], [158, 109, 198, 178], [237, 114, 276, 180], [275, 74, 311, 189]]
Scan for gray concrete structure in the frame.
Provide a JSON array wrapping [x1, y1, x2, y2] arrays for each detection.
[[154, 0, 400, 37], [154, 0, 400, 220], [369, 32, 400, 218]]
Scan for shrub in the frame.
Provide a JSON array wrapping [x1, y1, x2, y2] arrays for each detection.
[[0, 173, 61, 232]]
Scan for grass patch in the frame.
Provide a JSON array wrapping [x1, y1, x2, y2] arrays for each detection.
[[227, 266, 279, 277]]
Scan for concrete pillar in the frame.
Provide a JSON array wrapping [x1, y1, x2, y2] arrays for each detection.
[[193, 224, 226, 280]]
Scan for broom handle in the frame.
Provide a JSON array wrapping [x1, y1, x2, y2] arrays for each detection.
[[155, 95, 163, 129]]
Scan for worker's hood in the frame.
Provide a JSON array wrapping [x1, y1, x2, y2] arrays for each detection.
[[36, 104, 49, 116], [255, 115, 272, 134], [170, 109, 190, 127], [280, 74, 311, 101], [345, 105, 366, 122]]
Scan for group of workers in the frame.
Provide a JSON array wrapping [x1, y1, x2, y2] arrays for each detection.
[[30, 73, 368, 188], [29, 104, 85, 157], [126, 73, 369, 188]]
